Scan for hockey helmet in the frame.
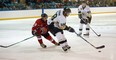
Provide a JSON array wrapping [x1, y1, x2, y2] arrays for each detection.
[[81, 1, 87, 8], [41, 13, 48, 18], [64, 7, 71, 13], [63, 7, 71, 16]]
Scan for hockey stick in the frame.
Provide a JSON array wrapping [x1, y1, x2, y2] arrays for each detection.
[[88, 24, 101, 37], [74, 31, 105, 49], [0, 36, 35, 48], [81, 18, 101, 37]]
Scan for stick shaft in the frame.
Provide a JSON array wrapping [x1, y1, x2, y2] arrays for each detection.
[[0, 36, 35, 48], [88, 24, 100, 36], [75, 32, 96, 48], [80, 18, 100, 36]]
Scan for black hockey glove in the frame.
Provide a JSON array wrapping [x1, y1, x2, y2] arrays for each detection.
[[64, 26, 75, 32], [68, 27, 75, 32], [32, 31, 39, 36], [81, 18, 89, 24]]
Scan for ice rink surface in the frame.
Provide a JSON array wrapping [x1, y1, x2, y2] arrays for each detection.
[[0, 13, 116, 60]]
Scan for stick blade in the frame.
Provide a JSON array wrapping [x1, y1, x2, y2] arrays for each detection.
[[98, 34, 101, 37], [96, 45, 105, 49], [0, 45, 8, 48]]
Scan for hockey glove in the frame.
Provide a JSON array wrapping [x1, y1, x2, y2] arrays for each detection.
[[32, 30, 39, 36], [68, 27, 75, 32], [81, 18, 89, 24]]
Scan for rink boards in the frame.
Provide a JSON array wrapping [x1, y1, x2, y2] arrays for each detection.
[[0, 7, 116, 20]]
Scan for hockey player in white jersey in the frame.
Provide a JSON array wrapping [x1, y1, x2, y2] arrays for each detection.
[[47, 7, 75, 51], [78, 1, 92, 36]]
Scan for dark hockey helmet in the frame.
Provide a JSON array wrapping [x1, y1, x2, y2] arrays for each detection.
[[64, 7, 71, 13], [41, 13, 48, 18], [63, 7, 71, 16]]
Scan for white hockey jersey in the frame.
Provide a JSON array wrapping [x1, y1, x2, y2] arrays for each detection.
[[78, 5, 91, 19], [47, 10, 67, 29]]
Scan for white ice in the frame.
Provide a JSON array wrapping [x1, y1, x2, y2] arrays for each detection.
[[0, 13, 116, 60]]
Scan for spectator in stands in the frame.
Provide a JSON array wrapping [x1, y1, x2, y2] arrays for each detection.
[[11, 5, 16, 10], [0, 2, 6, 8], [0, 0, 116, 11], [26, 2, 32, 9], [35, 4, 40, 9]]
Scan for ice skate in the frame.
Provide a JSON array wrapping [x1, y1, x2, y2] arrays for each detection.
[[66, 45, 71, 50], [40, 44, 47, 48], [62, 46, 68, 51]]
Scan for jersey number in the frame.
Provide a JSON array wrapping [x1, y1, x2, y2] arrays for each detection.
[[51, 14, 57, 20]]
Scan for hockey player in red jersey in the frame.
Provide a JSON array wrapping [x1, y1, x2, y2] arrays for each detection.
[[32, 13, 59, 48]]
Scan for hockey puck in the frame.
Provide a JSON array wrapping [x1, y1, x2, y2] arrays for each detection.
[[98, 51, 101, 52]]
